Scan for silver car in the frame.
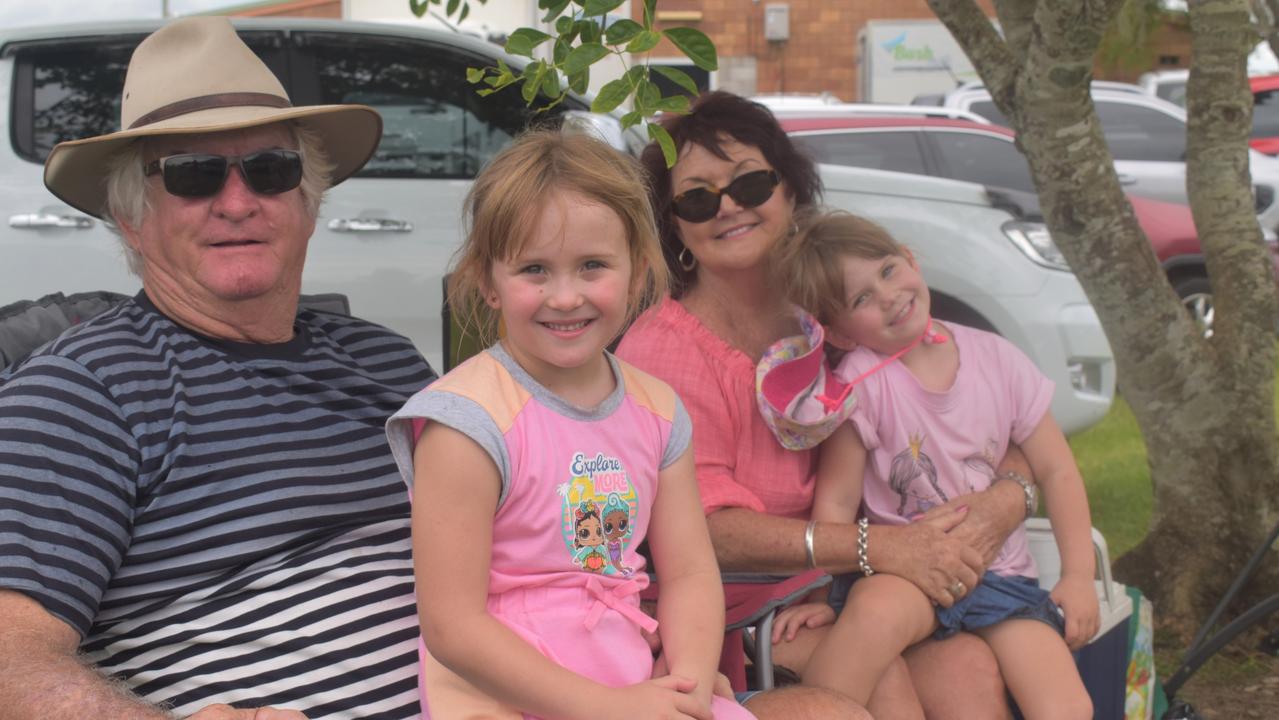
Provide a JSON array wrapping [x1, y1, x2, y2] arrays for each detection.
[[929, 85, 1279, 232]]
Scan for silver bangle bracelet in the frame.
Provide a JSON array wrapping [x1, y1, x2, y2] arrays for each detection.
[[857, 516, 875, 576], [998, 470, 1038, 519], [804, 519, 818, 569]]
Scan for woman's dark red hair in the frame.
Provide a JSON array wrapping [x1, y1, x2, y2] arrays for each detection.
[[640, 91, 822, 296]]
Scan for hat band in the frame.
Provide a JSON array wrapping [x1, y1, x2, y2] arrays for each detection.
[[129, 92, 292, 130]]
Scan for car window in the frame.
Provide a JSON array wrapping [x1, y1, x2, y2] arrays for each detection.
[[11, 32, 287, 164], [292, 32, 581, 179], [1156, 80, 1187, 107], [967, 100, 1010, 128], [791, 131, 927, 175], [1093, 101, 1186, 162], [930, 132, 1035, 194], [1254, 89, 1279, 138]]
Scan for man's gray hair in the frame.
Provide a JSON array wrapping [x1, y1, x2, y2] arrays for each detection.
[[103, 122, 336, 275]]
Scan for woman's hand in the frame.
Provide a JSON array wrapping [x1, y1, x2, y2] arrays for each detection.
[[915, 481, 1023, 569], [882, 506, 984, 607], [770, 601, 836, 643], [1051, 573, 1101, 650]]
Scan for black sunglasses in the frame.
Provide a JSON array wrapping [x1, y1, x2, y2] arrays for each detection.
[[671, 169, 780, 223], [143, 150, 303, 199]]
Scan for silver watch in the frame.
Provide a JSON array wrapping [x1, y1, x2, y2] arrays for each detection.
[[998, 470, 1037, 519]]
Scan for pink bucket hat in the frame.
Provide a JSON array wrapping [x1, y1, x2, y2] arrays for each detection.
[[755, 311, 856, 451]]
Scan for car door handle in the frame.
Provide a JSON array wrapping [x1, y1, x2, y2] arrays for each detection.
[[9, 213, 95, 229], [327, 218, 414, 233], [1117, 173, 1138, 186]]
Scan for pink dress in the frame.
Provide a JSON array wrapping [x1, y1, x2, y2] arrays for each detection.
[[387, 343, 755, 719], [618, 297, 817, 519]]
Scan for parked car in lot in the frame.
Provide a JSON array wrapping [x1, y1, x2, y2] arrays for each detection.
[[920, 84, 1279, 233], [779, 114, 1279, 336], [1249, 74, 1279, 156], [0, 20, 1115, 432], [0, 18, 636, 372]]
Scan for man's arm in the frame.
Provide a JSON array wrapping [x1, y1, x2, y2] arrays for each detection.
[[0, 591, 305, 720], [0, 590, 173, 718]]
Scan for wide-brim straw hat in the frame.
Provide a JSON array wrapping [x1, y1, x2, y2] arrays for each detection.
[[44, 16, 383, 219]]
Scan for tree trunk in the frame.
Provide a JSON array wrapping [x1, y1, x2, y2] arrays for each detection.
[[930, 0, 1279, 635]]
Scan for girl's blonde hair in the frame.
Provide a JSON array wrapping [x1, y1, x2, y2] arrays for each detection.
[[771, 208, 909, 325], [450, 130, 668, 345]]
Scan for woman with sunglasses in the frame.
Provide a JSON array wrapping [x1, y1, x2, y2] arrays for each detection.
[[617, 91, 1031, 718]]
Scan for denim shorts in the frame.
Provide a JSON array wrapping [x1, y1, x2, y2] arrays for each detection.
[[826, 571, 1066, 639]]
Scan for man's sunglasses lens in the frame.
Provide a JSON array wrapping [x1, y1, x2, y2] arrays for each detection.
[[155, 150, 303, 198], [672, 169, 780, 223]]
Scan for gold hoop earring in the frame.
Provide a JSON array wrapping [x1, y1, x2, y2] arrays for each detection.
[[678, 246, 698, 272]]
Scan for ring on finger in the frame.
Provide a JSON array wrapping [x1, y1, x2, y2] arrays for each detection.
[[948, 581, 966, 597]]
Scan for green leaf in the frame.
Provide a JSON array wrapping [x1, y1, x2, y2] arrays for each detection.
[[636, 76, 660, 109], [626, 29, 661, 54], [541, 0, 572, 23], [643, 0, 657, 26], [648, 123, 677, 167], [592, 77, 632, 113], [562, 42, 610, 76], [663, 27, 718, 71], [477, 88, 497, 97], [555, 15, 574, 35], [521, 61, 542, 103], [458, 3, 470, 23], [582, 0, 625, 17], [541, 66, 561, 99], [621, 110, 643, 127], [445, 0, 460, 17], [604, 18, 643, 45], [568, 69, 590, 95], [466, 66, 486, 84], [505, 28, 553, 58], [553, 38, 570, 63], [625, 64, 646, 84], [577, 19, 602, 44], [409, 0, 430, 18], [655, 94, 690, 113], [652, 65, 699, 96]]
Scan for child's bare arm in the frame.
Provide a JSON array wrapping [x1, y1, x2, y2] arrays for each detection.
[[1019, 412, 1100, 649], [646, 448, 727, 714], [813, 421, 867, 526], [414, 425, 702, 720]]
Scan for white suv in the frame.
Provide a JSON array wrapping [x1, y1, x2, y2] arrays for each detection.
[[0, 18, 636, 372], [0, 20, 1115, 432]]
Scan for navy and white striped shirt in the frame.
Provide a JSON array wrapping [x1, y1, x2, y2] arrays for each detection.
[[0, 293, 435, 719]]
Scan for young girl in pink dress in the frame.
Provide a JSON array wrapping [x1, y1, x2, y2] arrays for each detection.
[[758, 210, 1100, 720], [386, 131, 755, 720]]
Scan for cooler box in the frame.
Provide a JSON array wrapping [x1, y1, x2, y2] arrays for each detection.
[[1023, 518, 1133, 720]]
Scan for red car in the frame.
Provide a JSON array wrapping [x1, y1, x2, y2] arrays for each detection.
[[779, 114, 1279, 335], [1251, 74, 1279, 156]]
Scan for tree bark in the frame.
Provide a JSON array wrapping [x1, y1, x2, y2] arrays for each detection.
[[929, 0, 1279, 635]]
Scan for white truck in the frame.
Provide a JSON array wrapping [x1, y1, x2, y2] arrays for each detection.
[[858, 19, 983, 104]]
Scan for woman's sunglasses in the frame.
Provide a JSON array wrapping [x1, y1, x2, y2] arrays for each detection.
[[143, 150, 303, 199], [671, 169, 780, 223]]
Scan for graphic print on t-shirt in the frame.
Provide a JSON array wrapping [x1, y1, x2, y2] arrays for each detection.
[[887, 432, 949, 515], [558, 452, 638, 576]]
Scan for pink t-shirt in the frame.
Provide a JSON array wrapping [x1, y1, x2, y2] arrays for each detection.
[[829, 323, 1053, 577], [618, 297, 816, 519]]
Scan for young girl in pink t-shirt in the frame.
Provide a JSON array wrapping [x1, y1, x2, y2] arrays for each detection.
[[757, 210, 1099, 719], [385, 131, 754, 720]]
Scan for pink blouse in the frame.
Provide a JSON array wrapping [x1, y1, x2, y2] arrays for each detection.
[[617, 297, 816, 518]]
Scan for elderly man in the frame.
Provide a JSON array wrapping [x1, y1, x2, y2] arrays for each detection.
[[0, 17, 434, 719]]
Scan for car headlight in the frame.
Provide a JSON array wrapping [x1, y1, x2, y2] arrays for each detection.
[[1002, 220, 1071, 271]]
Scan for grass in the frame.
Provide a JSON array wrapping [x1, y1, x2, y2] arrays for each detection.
[[1068, 357, 1279, 704], [1069, 397, 1152, 559]]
